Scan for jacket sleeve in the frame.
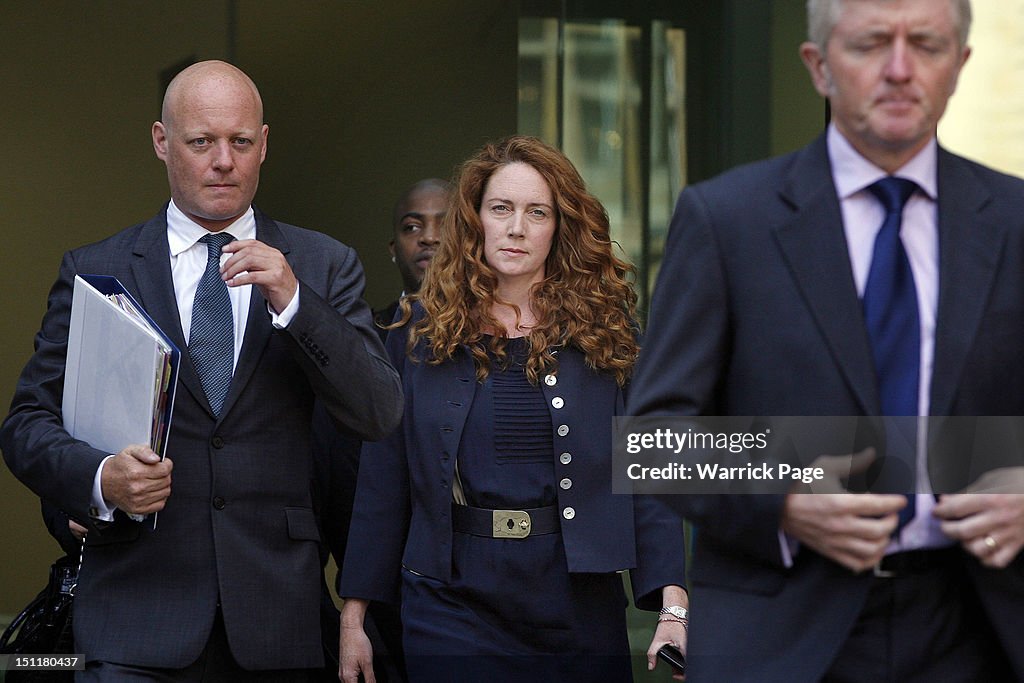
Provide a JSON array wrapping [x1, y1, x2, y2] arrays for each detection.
[[283, 241, 403, 441], [627, 185, 788, 568], [629, 493, 688, 611], [617, 379, 688, 610], [1, 250, 112, 530], [337, 321, 413, 606]]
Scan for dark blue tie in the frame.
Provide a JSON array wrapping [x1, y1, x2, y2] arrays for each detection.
[[863, 177, 918, 528], [189, 232, 235, 416]]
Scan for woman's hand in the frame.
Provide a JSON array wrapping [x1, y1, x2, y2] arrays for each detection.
[[339, 599, 375, 683], [647, 585, 688, 680], [647, 619, 688, 680]]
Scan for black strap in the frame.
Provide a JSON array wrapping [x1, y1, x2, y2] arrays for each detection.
[[451, 504, 561, 537]]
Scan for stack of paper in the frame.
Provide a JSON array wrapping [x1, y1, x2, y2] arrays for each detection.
[[62, 274, 180, 526]]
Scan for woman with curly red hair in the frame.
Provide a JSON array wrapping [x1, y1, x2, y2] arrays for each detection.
[[340, 136, 687, 682]]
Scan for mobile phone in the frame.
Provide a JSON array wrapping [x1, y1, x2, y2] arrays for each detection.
[[657, 643, 687, 675]]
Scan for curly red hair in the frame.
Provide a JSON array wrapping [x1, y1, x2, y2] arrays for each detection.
[[397, 135, 638, 386]]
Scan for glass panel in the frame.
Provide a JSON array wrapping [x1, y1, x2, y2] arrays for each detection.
[[518, 17, 560, 145], [561, 20, 643, 285], [647, 22, 687, 296], [518, 14, 688, 314]]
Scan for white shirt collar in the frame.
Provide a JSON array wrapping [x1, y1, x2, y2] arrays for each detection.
[[165, 200, 256, 256], [826, 123, 938, 201]]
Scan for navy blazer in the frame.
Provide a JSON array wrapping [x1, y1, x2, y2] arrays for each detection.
[[342, 309, 686, 611], [1, 207, 403, 671], [629, 135, 1024, 682]]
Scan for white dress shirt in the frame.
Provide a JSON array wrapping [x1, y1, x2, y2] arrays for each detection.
[[827, 125, 950, 551], [90, 201, 300, 520], [781, 126, 951, 561]]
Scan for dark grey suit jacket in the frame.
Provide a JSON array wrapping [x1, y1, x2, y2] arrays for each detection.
[[628, 135, 1024, 682], [1, 206, 403, 670]]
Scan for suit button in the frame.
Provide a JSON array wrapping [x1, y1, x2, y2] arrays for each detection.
[[551, 397, 564, 409], [559, 478, 572, 490], [562, 506, 575, 520], [212, 496, 226, 510], [211, 436, 224, 449], [559, 452, 572, 464], [557, 424, 569, 437], [544, 374, 557, 386]]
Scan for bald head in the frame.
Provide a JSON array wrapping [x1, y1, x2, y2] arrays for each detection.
[[390, 178, 451, 293], [152, 60, 269, 231], [161, 60, 264, 132], [392, 178, 452, 231]]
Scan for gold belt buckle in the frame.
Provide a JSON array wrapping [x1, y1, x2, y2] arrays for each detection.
[[492, 510, 531, 538]]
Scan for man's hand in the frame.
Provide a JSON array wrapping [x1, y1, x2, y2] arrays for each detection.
[[69, 519, 89, 541], [221, 239, 298, 314], [781, 448, 906, 572], [100, 445, 172, 515], [934, 467, 1024, 569]]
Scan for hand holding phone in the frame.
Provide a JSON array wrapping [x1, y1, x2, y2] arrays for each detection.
[[657, 643, 687, 675]]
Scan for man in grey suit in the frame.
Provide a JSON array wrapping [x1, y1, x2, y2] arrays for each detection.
[[1, 60, 402, 680], [629, 0, 1024, 681]]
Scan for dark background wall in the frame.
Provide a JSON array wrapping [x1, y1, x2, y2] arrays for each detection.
[[0, 0, 516, 615], [0, 0, 822, 618]]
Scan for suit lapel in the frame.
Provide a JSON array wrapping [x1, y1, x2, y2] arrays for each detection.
[[218, 210, 289, 420], [772, 136, 880, 414], [129, 208, 210, 411], [930, 150, 1005, 416]]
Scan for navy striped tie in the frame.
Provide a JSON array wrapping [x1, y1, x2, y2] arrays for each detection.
[[863, 177, 918, 528], [189, 232, 235, 416]]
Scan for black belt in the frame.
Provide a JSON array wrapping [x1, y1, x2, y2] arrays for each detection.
[[873, 546, 959, 578], [451, 504, 560, 539]]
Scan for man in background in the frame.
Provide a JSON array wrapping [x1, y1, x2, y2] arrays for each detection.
[[373, 178, 450, 337], [629, 0, 1024, 680], [315, 178, 451, 682], [1, 60, 402, 680]]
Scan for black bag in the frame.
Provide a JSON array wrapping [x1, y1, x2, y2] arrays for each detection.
[[0, 555, 77, 682]]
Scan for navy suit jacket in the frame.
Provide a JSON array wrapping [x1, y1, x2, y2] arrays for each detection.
[[341, 309, 686, 611], [1, 207, 402, 670], [628, 135, 1024, 682]]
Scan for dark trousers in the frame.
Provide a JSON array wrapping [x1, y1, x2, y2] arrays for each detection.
[[823, 551, 1014, 683], [78, 609, 314, 682]]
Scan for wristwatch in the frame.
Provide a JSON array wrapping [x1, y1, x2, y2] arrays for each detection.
[[659, 605, 689, 621]]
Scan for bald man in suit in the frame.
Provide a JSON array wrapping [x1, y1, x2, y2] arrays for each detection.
[[1, 60, 402, 681]]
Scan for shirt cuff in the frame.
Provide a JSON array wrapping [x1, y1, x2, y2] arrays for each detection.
[[270, 286, 300, 329], [779, 529, 797, 568], [90, 455, 118, 521]]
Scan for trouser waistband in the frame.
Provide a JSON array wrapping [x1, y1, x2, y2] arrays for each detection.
[[873, 546, 959, 578]]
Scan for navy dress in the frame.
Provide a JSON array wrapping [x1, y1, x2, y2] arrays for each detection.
[[400, 337, 633, 682]]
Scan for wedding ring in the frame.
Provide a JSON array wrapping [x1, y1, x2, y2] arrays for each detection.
[[984, 535, 998, 551]]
